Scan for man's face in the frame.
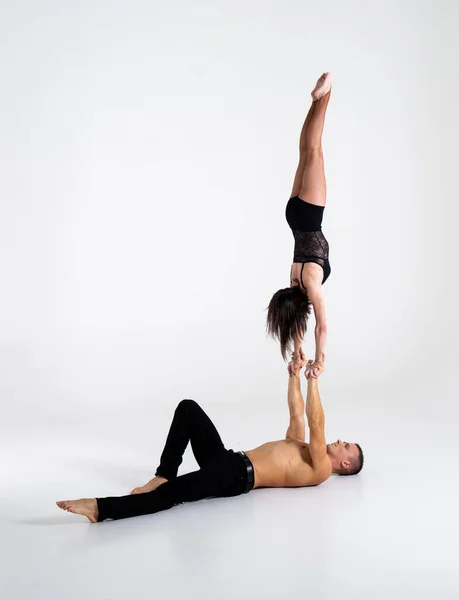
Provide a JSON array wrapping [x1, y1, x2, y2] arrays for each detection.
[[327, 439, 359, 467]]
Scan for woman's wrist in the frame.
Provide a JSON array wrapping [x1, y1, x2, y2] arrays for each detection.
[[314, 351, 325, 363]]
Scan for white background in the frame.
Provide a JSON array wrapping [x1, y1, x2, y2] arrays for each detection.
[[1, 1, 458, 599]]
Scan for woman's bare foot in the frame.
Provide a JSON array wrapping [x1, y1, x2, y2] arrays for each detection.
[[311, 72, 331, 100], [130, 476, 168, 495], [56, 498, 98, 523]]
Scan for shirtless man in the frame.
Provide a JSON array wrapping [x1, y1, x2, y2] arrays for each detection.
[[56, 360, 363, 522]]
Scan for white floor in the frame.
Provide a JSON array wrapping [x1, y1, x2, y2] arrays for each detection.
[[1, 385, 458, 600]]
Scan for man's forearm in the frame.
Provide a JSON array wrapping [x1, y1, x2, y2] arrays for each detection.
[[286, 372, 305, 439], [306, 377, 325, 426], [288, 373, 304, 418]]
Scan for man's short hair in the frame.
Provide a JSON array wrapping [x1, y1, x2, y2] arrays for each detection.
[[340, 443, 364, 476]]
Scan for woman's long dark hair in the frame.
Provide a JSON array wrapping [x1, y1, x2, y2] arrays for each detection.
[[266, 282, 311, 360]]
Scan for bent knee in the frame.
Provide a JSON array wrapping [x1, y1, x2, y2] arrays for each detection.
[[176, 399, 198, 412]]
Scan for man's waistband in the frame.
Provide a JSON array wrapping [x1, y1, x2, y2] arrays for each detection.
[[237, 451, 255, 493]]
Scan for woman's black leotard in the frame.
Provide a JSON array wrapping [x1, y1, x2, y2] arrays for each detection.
[[285, 196, 331, 284]]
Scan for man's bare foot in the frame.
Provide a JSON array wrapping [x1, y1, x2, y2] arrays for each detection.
[[311, 72, 331, 100], [56, 498, 98, 523], [130, 476, 168, 495]]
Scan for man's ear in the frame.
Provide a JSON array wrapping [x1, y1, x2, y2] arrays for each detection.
[[341, 460, 351, 471]]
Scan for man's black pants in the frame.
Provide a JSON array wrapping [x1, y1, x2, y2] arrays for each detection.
[[97, 400, 251, 521]]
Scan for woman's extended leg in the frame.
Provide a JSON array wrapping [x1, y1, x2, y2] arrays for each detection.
[[290, 73, 332, 206]]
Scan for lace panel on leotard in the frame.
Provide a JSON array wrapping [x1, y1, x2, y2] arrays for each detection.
[[292, 230, 329, 266]]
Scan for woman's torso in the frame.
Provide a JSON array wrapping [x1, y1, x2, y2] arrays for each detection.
[[286, 196, 331, 285]]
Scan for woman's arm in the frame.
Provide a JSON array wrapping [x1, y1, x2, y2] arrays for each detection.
[[289, 277, 306, 368], [293, 335, 305, 359], [306, 282, 327, 377]]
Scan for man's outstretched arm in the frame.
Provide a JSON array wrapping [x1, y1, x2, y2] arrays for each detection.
[[305, 362, 328, 469], [286, 360, 306, 441]]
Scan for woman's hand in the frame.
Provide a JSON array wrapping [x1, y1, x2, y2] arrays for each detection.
[[292, 346, 305, 363], [304, 358, 325, 379], [288, 349, 306, 377]]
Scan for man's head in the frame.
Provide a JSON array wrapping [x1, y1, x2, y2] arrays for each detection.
[[327, 440, 364, 475]]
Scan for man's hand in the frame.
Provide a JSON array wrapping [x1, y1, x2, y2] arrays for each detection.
[[288, 351, 306, 377], [305, 359, 325, 379]]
